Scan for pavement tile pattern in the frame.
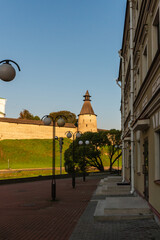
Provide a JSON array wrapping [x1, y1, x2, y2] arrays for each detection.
[[70, 200, 160, 240], [1, 175, 160, 240], [0, 177, 99, 240]]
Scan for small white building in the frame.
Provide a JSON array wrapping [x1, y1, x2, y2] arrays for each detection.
[[0, 97, 6, 117]]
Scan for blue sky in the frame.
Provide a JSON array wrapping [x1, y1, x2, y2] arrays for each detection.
[[0, 0, 126, 130]]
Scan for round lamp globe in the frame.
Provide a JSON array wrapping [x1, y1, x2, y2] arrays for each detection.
[[0, 63, 16, 82]]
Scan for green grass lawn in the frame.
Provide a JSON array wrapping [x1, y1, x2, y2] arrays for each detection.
[[0, 139, 71, 170], [0, 139, 122, 179]]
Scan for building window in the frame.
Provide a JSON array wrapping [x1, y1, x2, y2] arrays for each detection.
[[134, 67, 140, 99], [134, 74, 137, 100], [136, 1, 139, 25], [124, 147, 128, 167], [142, 45, 148, 80], [152, 9, 160, 58], [154, 130, 160, 180], [136, 68, 140, 93], [136, 131, 141, 173], [125, 142, 130, 168], [86, 124, 88, 127]]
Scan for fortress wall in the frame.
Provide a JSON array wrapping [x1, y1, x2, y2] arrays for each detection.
[[0, 121, 77, 140]]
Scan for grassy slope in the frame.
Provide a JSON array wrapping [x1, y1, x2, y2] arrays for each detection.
[[0, 139, 71, 169], [0, 139, 122, 170]]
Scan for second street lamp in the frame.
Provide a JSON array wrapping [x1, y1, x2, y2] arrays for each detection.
[[78, 140, 90, 182], [42, 115, 66, 201], [59, 137, 64, 175], [115, 145, 120, 175], [66, 131, 81, 188]]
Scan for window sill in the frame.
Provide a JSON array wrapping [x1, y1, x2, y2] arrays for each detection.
[[154, 180, 160, 185]]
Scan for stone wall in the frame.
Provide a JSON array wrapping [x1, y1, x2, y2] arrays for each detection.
[[0, 118, 77, 140]]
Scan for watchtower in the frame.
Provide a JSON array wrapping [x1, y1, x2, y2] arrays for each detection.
[[78, 90, 97, 133]]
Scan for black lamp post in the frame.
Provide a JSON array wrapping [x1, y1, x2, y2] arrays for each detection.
[[0, 59, 20, 82], [66, 131, 81, 188], [115, 145, 120, 175], [78, 140, 90, 182], [42, 115, 66, 201]]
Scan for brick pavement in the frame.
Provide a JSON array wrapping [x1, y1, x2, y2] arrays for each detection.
[[0, 177, 99, 240], [1, 176, 160, 240], [70, 194, 160, 240]]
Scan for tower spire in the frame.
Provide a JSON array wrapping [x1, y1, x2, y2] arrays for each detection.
[[83, 90, 91, 101], [79, 90, 96, 115]]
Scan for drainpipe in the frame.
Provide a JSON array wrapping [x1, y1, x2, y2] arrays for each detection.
[[118, 49, 125, 183], [129, 0, 134, 194]]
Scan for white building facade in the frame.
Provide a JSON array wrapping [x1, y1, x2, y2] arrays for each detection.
[[0, 98, 6, 117], [118, 0, 160, 218]]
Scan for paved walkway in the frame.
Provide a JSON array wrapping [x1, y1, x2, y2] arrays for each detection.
[[70, 199, 160, 240], [0, 175, 160, 240], [70, 176, 160, 240], [0, 177, 99, 240]]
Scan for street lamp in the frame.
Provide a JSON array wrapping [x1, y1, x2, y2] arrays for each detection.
[[0, 59, 21, 82], [78, 140, 90, 182], [66, 131, 81, 188], [42, 114, 66, 201], [115, 145, 120, 175]]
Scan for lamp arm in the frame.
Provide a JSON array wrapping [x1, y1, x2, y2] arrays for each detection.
[[0, 59, 21, 71]]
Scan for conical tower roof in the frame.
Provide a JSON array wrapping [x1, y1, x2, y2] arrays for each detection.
[[79, 90, 96, 115]]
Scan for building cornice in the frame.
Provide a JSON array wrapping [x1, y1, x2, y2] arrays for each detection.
[[134, 0, 147, 49], [139, 89, 160, 119], [121, 1, 129, 56]]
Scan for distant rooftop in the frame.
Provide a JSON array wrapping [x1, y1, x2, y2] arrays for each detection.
[[0, 117, 76, 128], [79, 90, 96, 116]]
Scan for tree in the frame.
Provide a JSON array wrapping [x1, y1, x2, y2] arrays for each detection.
[[64, 131, 110, 173], [105, 129, 122, 172], [19, 109, 40, 120], [49, 111, 77, 124]]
